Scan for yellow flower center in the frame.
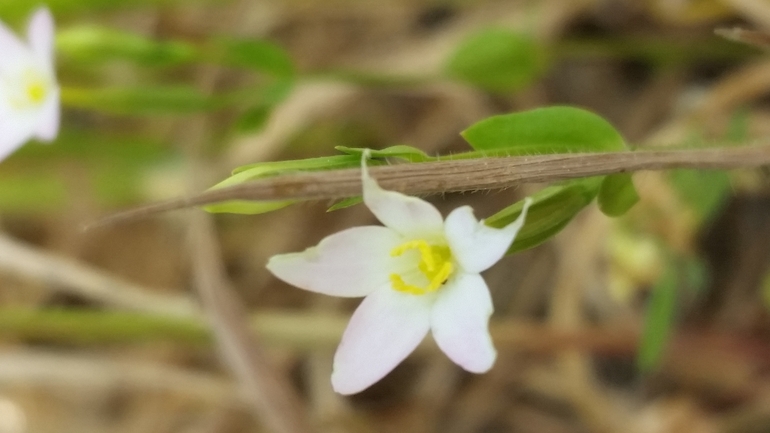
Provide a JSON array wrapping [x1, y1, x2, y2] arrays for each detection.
[[389, 240, 454, 296], [24, 69, 49, 105], [7, 69, 50, 109], [26, 80, 47, 104]]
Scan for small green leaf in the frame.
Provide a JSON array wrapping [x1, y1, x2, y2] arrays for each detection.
[[328, 196, 363, 212], [462, 106, 626, 153], [205, 155, 360, 215], [638, 262, 678, 372], [57, 26, 197, 66], [203, 200, 295, 214], [445, 28, 545, 93], [668, 169, 730, 224], [335, 145, 431, 162], [485, 177, 603, 253], [61, 86, 217, 115], [212, 38, 295, 77], [230, 155, 359, 176], [598, 173, 640, 217]]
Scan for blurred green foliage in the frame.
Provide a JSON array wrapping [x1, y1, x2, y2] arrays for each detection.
[[638, 258, 678, 372], [445, 28, 545, 93]]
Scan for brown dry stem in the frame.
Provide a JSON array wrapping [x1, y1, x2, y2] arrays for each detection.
[[88, 144, 770, 229]]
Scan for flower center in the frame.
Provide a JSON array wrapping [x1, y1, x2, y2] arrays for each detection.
[[389, 240, 454, 296], [4, 68, 50, 109], [23, 69, 49, 105]]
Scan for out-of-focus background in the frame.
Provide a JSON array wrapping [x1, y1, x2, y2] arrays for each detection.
[[1, 0, 770, 432]]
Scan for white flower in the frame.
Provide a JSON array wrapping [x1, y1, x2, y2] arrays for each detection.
[[0, 7, 59, 161], [267, 156, 531, 395]]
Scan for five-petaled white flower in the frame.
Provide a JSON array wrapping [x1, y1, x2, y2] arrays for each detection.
[[0, 7, 59, 161], [267, 156, 531, 395]]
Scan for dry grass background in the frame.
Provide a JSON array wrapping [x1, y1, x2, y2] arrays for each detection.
[[1, 0, 770, 432]]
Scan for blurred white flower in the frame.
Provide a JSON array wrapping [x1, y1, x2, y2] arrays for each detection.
[[0, 7, 59, 161], [268, 155, 532, 394]]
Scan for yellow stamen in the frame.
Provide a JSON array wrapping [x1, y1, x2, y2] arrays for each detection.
[[390, 240, 454, 296], [26, 81, 47, 104], [11, 69, 50, 108]]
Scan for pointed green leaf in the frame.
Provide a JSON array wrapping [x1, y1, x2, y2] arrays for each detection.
[[327, 196, 363, 212], [335, 145, 431, 162], [462, 106, 626, 153], [638, 262, 678, 372], [205, 155, 360, 215], [445, 28, 545, 93], [230, 155, 359, 175], [485, 177, 603, 253], [203, 200, 295, 214], [598, 173, 640, 216]]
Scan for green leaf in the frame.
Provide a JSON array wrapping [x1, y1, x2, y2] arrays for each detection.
[[445, 28, 545, 93], [598, 173, 640, 216], [230, 155, 359, 176], [61, 86, 217, 115], [212, 38, 295, 77], [462, 106, 626, 153], [203, 200, 295, 214], [335, 145, 431, 162], [638, 261, 678, 372], [205, 155, 360, 215], [57, 26, 197, 66], [327, 196, 362, 212], [485, 177, 603, 253], [467, 107, 636, 250], [668, 169, 730, 224]]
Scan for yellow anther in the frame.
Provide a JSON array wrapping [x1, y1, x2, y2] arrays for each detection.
[[26, 81, 47, 104], [390, 274, 426, 295], [426, 262, 453, 292], [389, 239, 454, 296]]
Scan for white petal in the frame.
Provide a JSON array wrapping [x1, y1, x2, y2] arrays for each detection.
[[0, 111, 36, 161], [0, 19, 26, 65], [431, 272, 496, 373], [361, 155, 444, 239], [332, 286, 432, 394], [266, 226, 404, 298], [27, 7, 55, 69], [34, 88, 59, 141], [445, 197, 532, 273]]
